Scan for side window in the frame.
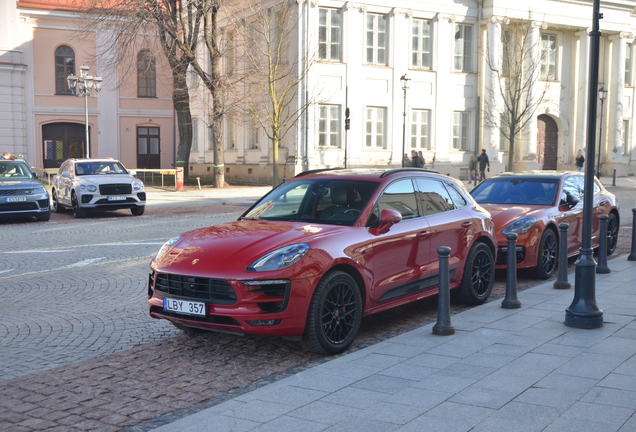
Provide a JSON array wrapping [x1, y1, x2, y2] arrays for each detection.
[[445, 184, 468, 208], [593, 180, 601, 196], [561, 176, 583, 202], [415, 178, 454, 216], [59, 161, 69, 174], [376, 179, 419, 220]]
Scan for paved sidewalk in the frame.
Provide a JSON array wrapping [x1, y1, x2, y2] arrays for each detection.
[[149, 257, 636, 432]]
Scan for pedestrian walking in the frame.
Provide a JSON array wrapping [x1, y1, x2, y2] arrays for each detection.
[[403, 153, 411, 167], [575, 149, 585, 171], [477, 149, 490, 182], [418, 151, 425, 167], [468, 154, 477, 184], [411, 150, 422, 168]]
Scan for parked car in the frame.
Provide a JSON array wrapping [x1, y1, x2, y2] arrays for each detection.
[[470, 172, 620, 279], [0, 159, 50, 221], [147, 168, 497, 354], [51, 158, 145, 218]]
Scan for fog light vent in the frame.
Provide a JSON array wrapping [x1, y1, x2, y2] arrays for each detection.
[[247, 319, 282, 326]]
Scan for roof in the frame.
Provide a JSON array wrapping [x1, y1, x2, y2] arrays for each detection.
[[488, 171, 581, 180], [293, 167, 442, 181]]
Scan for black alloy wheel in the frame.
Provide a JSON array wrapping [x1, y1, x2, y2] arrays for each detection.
[[606, 213, 618, 256], [453, 242, 494, 305], [302, 271, 362, 355], [534, 228, 558, 279]]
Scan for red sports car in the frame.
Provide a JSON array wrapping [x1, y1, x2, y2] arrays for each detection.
[[148, 168, 497, 354], [470, 172, 620, 279]]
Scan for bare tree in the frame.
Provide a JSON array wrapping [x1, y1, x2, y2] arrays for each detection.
[[232, 0, 316, 187], [483, 17, 549, 170]]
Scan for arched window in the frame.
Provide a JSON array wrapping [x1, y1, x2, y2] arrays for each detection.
[[137, 50, 156, 97], [55, 45, 75, 95]]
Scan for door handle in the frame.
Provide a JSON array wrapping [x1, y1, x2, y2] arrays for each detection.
[[416, 231, 430, 238], [461, 221, 473, 228]]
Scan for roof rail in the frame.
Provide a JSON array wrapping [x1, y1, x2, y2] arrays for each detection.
[[294, 167, 345, 178], [380, 168, 440, 178]]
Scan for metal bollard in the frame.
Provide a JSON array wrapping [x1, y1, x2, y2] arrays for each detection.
[[554, 223, 571, 289], [433, 246, 455, 336], [596, 215, 610, 273], [502, 233, 521, 309], [629, 209, 636, 261], [612, 169, 616, 187]]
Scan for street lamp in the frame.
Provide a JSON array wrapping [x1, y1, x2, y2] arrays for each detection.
[[67, 64, 103, 158], [597, 86, 608, 178], [400, 74, 411, 168]]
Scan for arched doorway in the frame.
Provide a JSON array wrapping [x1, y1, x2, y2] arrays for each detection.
[[42, 123, 88, 168], [537, 115, 558, 170]]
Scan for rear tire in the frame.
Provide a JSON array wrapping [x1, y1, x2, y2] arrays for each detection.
[[534, 228, 558, 279], [301, 271, 362, 355], [453, 242, 494, 305], [52, 190, 64, 213]]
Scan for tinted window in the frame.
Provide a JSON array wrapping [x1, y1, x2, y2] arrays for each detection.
[[376, 179, 419, 220], [414, 178, 454, 215], [445, 184, 468, 208], [562, 176, 584, 201], [472, 178, 559, 205]]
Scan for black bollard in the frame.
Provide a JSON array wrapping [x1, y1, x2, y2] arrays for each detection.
[[433, 246, 455, 335], [629, 209, 636, 261], [502, 233, 521, 309], [597, 215, 610, 273], [554, 223, 571, 289], [612, 169, 616, 187]]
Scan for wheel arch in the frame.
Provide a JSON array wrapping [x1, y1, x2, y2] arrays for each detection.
[[328, 263, 367, 309]]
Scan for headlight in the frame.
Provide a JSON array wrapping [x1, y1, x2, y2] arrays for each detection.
[[86, 185, 97, 192], [155, 236, 180, 259], [133, 182, 144, 191], [33, 185, 46, 194], [502, 217, 537, 235], [247, 244, 310, 272]]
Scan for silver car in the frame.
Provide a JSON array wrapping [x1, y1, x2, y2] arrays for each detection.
[[0, 160, 51, 221], [51, 158, 146, 218]]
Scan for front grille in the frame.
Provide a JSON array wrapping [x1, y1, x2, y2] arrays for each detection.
[[496, 246, 526, 265], [0, 189, 32, 196], [154, 272, 237, 304], [0, 202, 38, 211], [99, 183, 132, 195], [94, 197, 137, 204]]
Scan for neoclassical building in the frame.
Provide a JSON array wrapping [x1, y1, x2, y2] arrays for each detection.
[[0, 0, 174, 170], [187, 0, 636, 183]]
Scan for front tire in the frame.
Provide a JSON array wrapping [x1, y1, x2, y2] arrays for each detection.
[[301, 271, 362, 355], [534, 228, 558, 279], [606, 213, 618, 256], [131, 206, 145, 216], [453, 242, 494, 305], [36, 211, 51, 222], [71, 192, 86, 218]]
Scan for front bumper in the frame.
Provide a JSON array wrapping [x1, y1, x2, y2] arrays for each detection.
[[77, 191, 146, 210], [147, 270, 315, 337], [0, 192, 50, 219]]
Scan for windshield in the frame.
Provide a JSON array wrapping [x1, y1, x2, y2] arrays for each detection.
[[0, 162, 33, 180], [76, 161, 128, 176], [471, 178, 559, 205], [240, 179, 379, 226]]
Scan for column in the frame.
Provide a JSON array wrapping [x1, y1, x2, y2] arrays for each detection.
[[574, 29, 590, 163], [433, 13, 455, 163], [484, 17, 502, 166], [606, 32, 632, 175]]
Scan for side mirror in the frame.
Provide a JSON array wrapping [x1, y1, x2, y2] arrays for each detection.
[[370, 209, 402, 235], [561, 191, 579, 209], [32, 172, 39, 179], [62, 171, 70, 178]]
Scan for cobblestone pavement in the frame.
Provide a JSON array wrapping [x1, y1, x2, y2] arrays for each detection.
[[0, 194, 634, 431]]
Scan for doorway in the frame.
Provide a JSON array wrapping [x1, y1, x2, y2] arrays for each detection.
[[537, 115, 558, 170], [42, 123, 87, 168], [137, 126, 161, 168]]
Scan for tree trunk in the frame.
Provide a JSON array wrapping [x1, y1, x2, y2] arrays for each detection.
[[173, 63, 192, 182]]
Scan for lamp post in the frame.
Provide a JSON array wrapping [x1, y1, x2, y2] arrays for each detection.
[[67, 64, 103, 159], [597, 86, 608, 178], [400, 74, 411, 167]]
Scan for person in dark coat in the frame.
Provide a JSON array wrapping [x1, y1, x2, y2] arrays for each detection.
[[477, 149, 490, 182], [411, 150, 422, 168], [575, 149, 585, 171]]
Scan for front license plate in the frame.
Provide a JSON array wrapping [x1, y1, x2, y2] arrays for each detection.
[[6, 197, 27, 202], [107, 196, 126, 201], [163, 298, 206, 316]]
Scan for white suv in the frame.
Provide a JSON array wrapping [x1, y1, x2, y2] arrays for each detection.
[[52, 158, 145, 218]]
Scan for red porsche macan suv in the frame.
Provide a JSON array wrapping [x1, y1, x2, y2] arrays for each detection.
[[148, 168, 497, 354]]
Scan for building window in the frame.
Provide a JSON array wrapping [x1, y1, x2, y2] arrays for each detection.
[[499, 119, 510, 152], [137, 50, 157, 97], [365, 107, 386, 148], [540, 34, 557, 80], [191, 118, 198, 151], [411, 19, 431, 69], [626, 44, 632, 86], [55, 45, 75, 95], [453, 24, 472, 72], [623, 120, 630, 155], [227, 114, 236, 149], [318, 105, 341, 147], [410, 109, 430, 149], [366, 14, 387, 65], [248, 117, 259, 149], [318, 8, 342, 61], [452, 112, 470, 150]]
